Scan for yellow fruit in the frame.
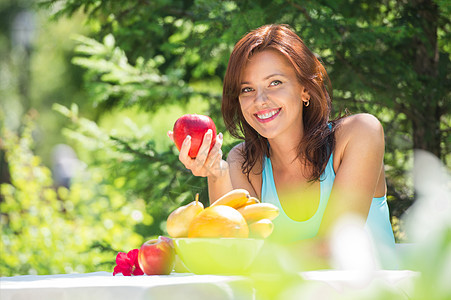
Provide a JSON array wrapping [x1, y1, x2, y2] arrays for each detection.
[[249, 219, 274, 239], [188, 205, 249, 238], [237, 203, 280, 223], [167, 194, 204, 238], [236, 196, 260, 209], [210, 189, 250, 209]]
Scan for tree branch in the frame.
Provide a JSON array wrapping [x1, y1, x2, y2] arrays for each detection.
[[288, 1, 312, 21]]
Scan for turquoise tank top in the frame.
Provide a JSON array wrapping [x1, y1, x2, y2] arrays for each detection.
[[261, 152, 396, 249]]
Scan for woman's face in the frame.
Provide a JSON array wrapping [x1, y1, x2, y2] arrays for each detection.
[[239, 49, 309, 141]]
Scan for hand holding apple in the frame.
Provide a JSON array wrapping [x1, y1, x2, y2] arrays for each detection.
[[172, 114, 217, 159], [169, 114, 227, 180], [138, 236, 176, 275]]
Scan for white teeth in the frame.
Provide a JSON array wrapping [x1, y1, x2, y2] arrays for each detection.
[[257, 109, 279, 120]]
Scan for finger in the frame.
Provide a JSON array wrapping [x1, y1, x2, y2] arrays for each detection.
[[178, 135, 192, 165], [208, 133, 223, 157], [206, 148, 223, 172], [194, 129, 213, 167], [216, 132, 223, 148], [204, 133, 223, 168]]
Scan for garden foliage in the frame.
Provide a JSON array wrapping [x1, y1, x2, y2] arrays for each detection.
[[0, 113, 146, 275]]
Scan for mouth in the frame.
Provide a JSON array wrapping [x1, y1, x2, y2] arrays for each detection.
[[254, 108, 281, 123]]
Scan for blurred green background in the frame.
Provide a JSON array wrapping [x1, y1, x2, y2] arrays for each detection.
[[0, 0, 450, 277]]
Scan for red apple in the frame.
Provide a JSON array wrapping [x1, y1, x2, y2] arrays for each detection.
[[173, 114, 217, 158], [138, 236, 175, 275]]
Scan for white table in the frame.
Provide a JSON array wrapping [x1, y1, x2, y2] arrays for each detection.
[[0, 270, 419, 300]]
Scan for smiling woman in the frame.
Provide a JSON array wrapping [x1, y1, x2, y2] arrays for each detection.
[[170, 24, 396, 268], [222, 26, 334, 184]]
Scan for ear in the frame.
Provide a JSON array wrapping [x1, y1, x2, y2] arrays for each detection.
[[300, 87, 310, 102]]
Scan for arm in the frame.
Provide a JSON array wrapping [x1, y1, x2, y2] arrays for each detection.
[[208, 142, 261, 204], [318, 114, 386, 236], [226, 143, 260, 198], [207, 163, 233, 205]]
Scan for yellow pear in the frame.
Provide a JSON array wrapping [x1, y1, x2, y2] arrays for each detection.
[[188, 205, 249, 238], [167, 193, 204, 238]]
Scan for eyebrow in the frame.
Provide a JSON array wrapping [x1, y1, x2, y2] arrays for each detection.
[[240, 73, 285, 85]]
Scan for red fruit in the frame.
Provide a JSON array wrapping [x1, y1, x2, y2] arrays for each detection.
[[173, 114, 217, 158], [138, 236, 175, 275]]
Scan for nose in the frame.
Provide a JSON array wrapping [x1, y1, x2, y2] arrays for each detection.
[[255, 89, 269, 104]]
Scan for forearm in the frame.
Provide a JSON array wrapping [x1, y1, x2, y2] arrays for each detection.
[[207, 167, 233, 205]]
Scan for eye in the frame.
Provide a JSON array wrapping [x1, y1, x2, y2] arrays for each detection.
[[270, 80, 282, 86], [241, 87, 254, 94]]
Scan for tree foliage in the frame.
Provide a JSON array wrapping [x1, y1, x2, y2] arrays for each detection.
[[41, 0, 450, 158], [42, 0, 450, 212]]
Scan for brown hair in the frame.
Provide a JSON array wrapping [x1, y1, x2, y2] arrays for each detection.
[[222, 24, 337, 181]]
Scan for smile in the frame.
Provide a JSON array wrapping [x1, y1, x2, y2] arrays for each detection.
[[255, 108, 281, 123]]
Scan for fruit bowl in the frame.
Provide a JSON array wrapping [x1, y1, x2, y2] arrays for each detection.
[[174, 238, 264, 275]]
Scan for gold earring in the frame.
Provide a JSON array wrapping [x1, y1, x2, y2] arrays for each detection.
[[304, 99, 310, 107]]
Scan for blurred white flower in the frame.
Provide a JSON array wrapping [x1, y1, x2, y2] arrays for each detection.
[[330, 214, 379, 272], [401, 150, 451, 298], [405, 150, 451, 242]]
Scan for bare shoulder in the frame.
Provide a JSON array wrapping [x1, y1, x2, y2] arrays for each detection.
[[335, 113, 384, 143], [333, 114, 385, 168], [226, 142, 245, 165]]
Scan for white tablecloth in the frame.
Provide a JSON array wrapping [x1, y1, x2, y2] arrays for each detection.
[[0, 270, 419, 300]]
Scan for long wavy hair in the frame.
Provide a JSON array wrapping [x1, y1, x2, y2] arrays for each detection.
[[222, 24, 337, 182]]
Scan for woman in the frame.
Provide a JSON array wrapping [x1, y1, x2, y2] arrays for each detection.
[[169, 24, 395, 253]]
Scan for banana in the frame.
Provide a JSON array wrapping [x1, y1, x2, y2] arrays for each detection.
[[237, 203, 279, 223], [210, 189, 250, 209], [249, 219, 274, 239], [236, 196, 260, 209]]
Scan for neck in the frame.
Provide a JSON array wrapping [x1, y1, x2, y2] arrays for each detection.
[[267, 133, 303, 171], [265, 117, 306, 173]]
